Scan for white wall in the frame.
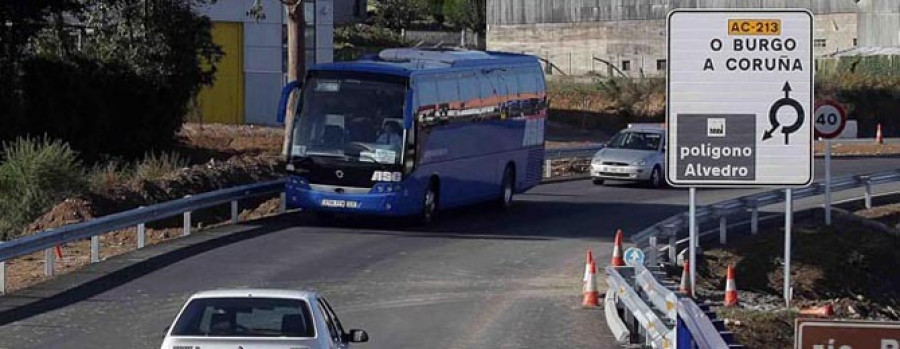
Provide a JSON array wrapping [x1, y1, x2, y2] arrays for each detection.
[[199, 0, 334, 126]]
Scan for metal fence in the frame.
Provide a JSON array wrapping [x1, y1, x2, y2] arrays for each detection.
[[631, 168, 900, 262]]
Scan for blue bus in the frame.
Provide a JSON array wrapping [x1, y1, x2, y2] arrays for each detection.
[[282, 49, 548, 223]]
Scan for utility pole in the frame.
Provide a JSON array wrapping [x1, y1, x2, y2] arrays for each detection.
[[281, 0, 305, 155]]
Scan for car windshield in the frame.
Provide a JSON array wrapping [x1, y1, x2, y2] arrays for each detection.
[[170, 297, 315, 338], [291, 75, 407, 165], [607, 131, 662, 151]]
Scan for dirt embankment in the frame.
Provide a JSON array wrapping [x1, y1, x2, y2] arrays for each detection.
[[687, 206, 900, 349], [6, 124, 286, 294]]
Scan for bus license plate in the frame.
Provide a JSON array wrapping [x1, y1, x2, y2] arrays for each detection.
[[321, 199, 359, 208]]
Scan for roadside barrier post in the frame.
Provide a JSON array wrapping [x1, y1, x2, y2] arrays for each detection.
[[90, 236, 100, 263], [824, 138, 833, 225], [648, 236, 658, 266], [750, 206, 759, 235], [719, 216, 727, 245], [0, 260, 4, 295], [231, 200, 239, 224], [183, 195, 192, 237], [137, 222, 146, 249], [864, 179, 873, 209], [543, 159, 552, 178], [44, 248, 55, 276], [136, 206, 146, 249], [279, 193, 287, 214]]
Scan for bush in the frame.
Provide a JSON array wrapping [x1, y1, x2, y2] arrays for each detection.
[[0, 137, 86, 240]]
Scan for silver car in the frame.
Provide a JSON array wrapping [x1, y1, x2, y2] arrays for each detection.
[[590, 125, 666, 188], [161, 289, 368, 349]]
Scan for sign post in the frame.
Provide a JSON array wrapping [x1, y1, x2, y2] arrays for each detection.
[[667, 9, 814, 301], [796, 319, 900, 349], [814, 100, 848, 226]]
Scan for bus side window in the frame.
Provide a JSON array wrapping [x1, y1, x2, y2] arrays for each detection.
[[436, 77, 459, 120], [416, 79, 439, 127], [459, 74, 478, 109]]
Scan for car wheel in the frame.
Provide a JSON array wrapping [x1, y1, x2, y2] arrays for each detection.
[[497, 166, 515, 210], [419, 184, 438, 225], [592, 178, 605, 186], [648, 166, 663, 189]]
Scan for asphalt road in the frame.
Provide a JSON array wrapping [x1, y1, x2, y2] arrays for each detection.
[[0, 157, 896, 349]]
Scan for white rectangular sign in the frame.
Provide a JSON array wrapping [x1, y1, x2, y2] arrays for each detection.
[[666, 10, 814, 187]]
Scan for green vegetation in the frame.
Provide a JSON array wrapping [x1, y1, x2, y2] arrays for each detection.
[[335, 24, 413, 61], [0, 0, 221, 161], [0, 137, 86, 240]]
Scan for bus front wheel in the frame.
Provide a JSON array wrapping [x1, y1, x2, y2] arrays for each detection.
[[419, 184, 438, 225], [497, 165, 515, 210]]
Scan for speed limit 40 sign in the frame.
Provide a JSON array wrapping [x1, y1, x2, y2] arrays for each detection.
[[814, 100, 847, 139]]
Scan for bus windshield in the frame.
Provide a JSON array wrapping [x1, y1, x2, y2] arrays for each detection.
[[291, 75, 407, 165]]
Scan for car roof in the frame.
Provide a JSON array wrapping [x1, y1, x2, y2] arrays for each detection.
[[189, 289, 319, 301]]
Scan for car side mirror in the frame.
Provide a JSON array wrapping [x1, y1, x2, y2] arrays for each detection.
[[349, 329, 369, 343]]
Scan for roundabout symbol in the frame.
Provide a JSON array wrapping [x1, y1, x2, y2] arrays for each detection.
[[762, 82, 805, 145]]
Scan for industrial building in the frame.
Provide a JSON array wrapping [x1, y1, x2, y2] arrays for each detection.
[[194, 0, 364, 125], [486, 0, 898, 77]]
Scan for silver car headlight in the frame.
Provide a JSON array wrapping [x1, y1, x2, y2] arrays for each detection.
[[632, 159, 646, 166]]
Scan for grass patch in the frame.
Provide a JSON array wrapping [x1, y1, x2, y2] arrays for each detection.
[[717, 308, 796, 349], [0, 136, 86, 240]]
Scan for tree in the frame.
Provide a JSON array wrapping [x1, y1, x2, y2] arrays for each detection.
[[373, 0, 428, 32], [444, 0, 485, 47]]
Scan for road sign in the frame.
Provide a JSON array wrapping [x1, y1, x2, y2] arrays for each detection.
[[666, 9, 814, 187], [623, 247, 645, 267], [814, 100, 847, 139], [795, 319, 900, 349]]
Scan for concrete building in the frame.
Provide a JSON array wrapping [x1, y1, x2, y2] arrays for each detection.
[[194, 0, 338, 126], [486, 0, 866, 77]]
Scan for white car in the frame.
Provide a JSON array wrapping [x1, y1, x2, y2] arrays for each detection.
[[161, 289, 368, 349], [590, 125, 666, 188]]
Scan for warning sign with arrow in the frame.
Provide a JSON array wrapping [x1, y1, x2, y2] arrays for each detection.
[[666, 9, 813, 187]]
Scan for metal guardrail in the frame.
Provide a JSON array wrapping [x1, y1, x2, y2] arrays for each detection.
[[0, 179, 286, 294], [632, 169, 900, 251], [543, 145, 603, 159], [0, 145, 603, 295], [607, 265, 738, 348], [606, 266, 675, 348]]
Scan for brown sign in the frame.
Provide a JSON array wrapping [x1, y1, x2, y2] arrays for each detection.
[[796, 319, 900, 349]]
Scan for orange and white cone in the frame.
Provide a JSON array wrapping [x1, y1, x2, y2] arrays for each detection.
[[583, 250, 594, 283], [679, 260, 692, 296], [877, 123, 884, 144], [799, 303, 834, 318], [583, 260, 600, 307], [610, 229, 625, 267], [724, 264, 739, 307]]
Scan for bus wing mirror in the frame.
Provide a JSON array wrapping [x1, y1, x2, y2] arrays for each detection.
[[277, 80, 302, 124]]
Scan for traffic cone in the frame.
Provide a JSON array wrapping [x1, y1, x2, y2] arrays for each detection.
[[583, 260, 600, 307], [799, 303, 834, 318], [679, 260, 692, 296], [610, 229, 625, 267], [724, 264, 739, 307], [583, 250, 594, 283], [877, 123, 884, 144]]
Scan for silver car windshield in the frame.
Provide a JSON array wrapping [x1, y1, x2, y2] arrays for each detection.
[[607, 132, 662, 151], [170, 297, 315, 338], [291, 77, 407, 165]]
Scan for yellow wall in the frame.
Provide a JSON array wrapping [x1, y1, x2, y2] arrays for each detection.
[[197, 22, 244, 124]]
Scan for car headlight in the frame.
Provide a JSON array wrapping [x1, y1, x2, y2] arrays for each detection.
[[632, 159, 647, 166]]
